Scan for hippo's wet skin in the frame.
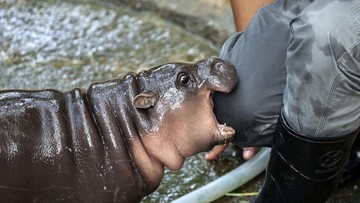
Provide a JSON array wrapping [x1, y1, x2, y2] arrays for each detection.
[[0, 57, 237, 202]]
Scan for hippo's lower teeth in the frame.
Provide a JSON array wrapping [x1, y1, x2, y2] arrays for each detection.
[[220, 124, 235, 145]]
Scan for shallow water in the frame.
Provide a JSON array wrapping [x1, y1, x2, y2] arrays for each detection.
[[0, 0, 217, 91]]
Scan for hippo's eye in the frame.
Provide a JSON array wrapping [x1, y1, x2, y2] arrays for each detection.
[[178, 73, 191, 87]]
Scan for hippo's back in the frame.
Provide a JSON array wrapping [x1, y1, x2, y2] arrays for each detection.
[[0, 88, 144, 202]]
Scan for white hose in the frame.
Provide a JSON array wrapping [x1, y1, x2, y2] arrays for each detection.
[[171, 147, 271, 203]]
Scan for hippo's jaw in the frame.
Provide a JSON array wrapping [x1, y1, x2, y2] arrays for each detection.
[[138, 90, 236, 172], [210, 92, 235, 145], [195, 57, 238, 145]]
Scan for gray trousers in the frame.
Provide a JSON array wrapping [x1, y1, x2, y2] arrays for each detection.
[[217, 0, 360, 147]]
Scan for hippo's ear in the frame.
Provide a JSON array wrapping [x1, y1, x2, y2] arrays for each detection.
[[133, 90, 158, 109]]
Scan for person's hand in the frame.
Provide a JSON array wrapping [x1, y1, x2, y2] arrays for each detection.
[[204, 144, 257, 160], [242, 147, 258, 160], [204, 144, 229, 160]]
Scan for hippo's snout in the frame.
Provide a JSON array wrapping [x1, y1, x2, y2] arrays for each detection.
[[198, 57, 238, 93]]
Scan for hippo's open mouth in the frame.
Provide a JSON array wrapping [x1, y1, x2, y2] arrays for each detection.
[[210, 92, 235, 145]]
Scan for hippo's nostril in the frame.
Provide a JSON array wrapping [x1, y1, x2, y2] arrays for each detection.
[[209, 62, 226, 76], [215, 62, 224, 70]]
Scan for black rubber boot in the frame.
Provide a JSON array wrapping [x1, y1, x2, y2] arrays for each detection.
[[254, 116, 358, 203], [340, 131, 360, 186]]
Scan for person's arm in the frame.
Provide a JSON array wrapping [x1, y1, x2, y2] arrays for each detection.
[[205, 0, 272, 161], [230, 0, 272, 32]]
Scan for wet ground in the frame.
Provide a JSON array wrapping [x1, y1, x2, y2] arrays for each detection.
[[0, 0, 218, 90], [1, 0, 359, 202]]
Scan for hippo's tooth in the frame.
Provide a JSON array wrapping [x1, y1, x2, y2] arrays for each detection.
[[219, 124, 235, 145]]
